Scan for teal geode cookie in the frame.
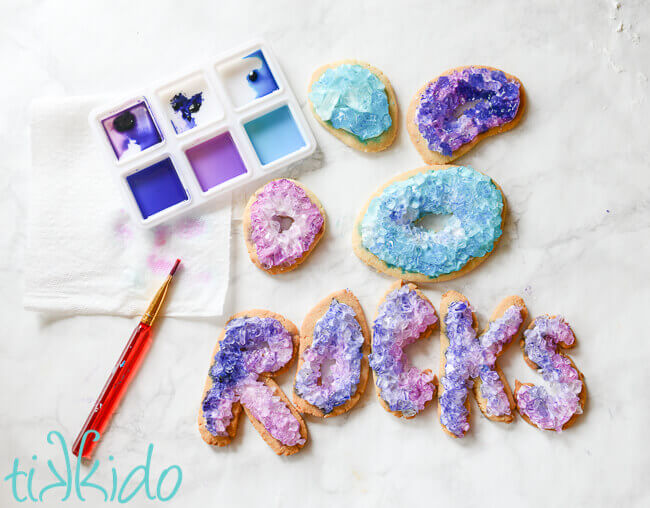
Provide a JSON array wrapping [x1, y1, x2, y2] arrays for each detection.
[[352, 165, 506, 283], [308, 60, 398, 152]]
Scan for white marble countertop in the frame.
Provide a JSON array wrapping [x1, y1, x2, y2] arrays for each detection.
[[1, 0, 649, 506]]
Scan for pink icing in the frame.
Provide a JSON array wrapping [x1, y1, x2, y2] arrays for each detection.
[[239, 379, 305, 446], [248, 179, 324, 269]]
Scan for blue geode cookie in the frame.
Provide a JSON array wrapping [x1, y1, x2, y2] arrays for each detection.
[[308, 60, 398, 152], [352, 165, 505, 282]]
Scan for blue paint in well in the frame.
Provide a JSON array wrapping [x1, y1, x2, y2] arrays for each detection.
[[244, 49, 279, 99], [126, 158, 188, 219], [244, 105, 305, 165]]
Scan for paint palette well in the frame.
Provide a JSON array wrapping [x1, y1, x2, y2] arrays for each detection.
[[157, 73, 223, 135], [216, 48, 280, 109], [185, 132, 247, 191], [89, 39, 316, 228], [101, 99, 163, 160], [244, 105, 305, 165], [127, 158, 188, 219]]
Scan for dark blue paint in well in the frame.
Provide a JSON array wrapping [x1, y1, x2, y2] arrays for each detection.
[[126, 158, 188, 219]]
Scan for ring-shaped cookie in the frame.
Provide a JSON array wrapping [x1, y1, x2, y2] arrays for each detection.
[[293, 290, 371, 418]]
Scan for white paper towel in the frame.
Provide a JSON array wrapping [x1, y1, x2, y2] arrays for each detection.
[[24, 96, 231, 317]]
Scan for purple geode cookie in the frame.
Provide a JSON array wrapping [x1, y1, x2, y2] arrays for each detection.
[[412, 66, 522, 159], [294, 299, 365, 414], [516, 316, 584, 431], [369, 284, 438, 417], [246, 179, 325, 272], [201, 315, 305, 447]]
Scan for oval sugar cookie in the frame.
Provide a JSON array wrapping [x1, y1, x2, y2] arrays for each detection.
[[243, 178, 326, 274], [352, 165, 506, 283], [407, 66, 525, 164], [293, 289, 370, 418], [308, 60, 398, 152]]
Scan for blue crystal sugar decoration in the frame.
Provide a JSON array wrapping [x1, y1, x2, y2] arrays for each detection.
[[359, 166, 503, 279], [309, 64, 392, 141]]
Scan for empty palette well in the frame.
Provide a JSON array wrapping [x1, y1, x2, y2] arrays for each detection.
[[185, 132, 248, 191], [244, 105, 305, 165], [126, 158, 188, 219]]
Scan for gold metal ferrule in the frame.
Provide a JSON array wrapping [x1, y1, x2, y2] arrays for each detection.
[[140, 276, 172, 326]]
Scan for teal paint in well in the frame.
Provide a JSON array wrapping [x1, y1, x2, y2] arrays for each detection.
[[244, 105, 305, 165]]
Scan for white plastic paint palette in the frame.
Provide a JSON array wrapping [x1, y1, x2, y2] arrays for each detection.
[[89, 40, 316, 228]]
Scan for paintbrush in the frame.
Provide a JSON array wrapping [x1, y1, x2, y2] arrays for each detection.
[[72, 259, 181, 459]]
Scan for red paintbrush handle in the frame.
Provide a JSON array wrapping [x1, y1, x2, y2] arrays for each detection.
[[72, 322, 152, 459]]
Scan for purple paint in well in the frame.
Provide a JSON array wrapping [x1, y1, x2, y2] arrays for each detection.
[[185, 132, 248, 192], [101, 100, 162, 160]]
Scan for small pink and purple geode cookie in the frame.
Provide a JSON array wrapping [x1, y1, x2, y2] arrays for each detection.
[[243, 179, 326, 274], [515, 316, 586, 432], [407, 66, 525, 164], [198, 310, 308, 455], [369, 280, 438, 418], [293, 290, 370, 418], [439, 291, 527, 438]]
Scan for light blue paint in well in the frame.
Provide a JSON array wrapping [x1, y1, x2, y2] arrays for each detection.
[[244, 105, 305, 165]]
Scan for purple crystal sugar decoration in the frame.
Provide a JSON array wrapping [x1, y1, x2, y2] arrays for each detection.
[[440, 300, 482, 437], [415, 67, 521, 156], [369, 285, 438, 417], [201, 316, 305, 446], [249, 179, 324, 269], [516, 316, 583, 431], [294, 300, 365, 413], [477, 305, 524, 417]]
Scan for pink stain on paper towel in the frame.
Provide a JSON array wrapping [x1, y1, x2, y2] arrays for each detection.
[[113, 211, 206, 275], [146, 253, 175, 274], [113, 210, 134, 241], [176, 217, 204, 238], [147, 218, 205, 274], [153, 225, 171, 247]]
